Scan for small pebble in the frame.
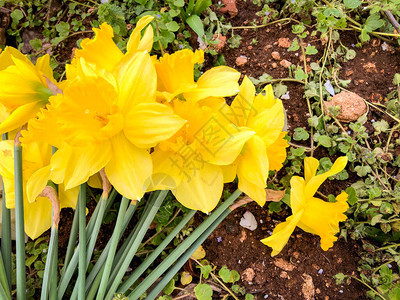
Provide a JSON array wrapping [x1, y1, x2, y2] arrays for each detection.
[[318, 269, 323, 274], [339, 290, 343, 293], [388, 264, 392, 269], [260, 219, 263, 224], [371, 119, 375, 122]]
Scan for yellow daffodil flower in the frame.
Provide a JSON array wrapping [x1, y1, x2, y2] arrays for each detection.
[[30, 51, 185, 201], [261, 156, 349, 256], [150, 99, 255, 213], [154, 49, 240, 102], [221, 77, 288, 206], [0, 47, 57, 134], [0, 140, 78, 239]]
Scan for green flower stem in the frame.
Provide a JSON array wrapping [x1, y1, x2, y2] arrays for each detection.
[[96, 197, 130, 300], [61, 203, 78, 276], [78, 183, 87, 300], [104, 191, 168, 299], [41, 225, 58, 300], [118, 210, 197, 294], [86, 264, 105, 300], [14, 142, 26, 300], [58, 190, 117, 299], [145, 208, 232, 300], [78, 202, 137, 298], [49, 225, 58, 300], [1, 133, 11, 291], [0, 253, 11, 299], [128, 189, 242, 300]]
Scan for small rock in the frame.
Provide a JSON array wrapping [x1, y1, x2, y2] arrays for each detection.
[[382, 42, 394, 52], [324, 91, 367, 122], [293, 251, 300, 259], [363, 62, 377, 73], [280, 59, 292, 68], [272, 62, 278, 69], [219, 0, 238, 17], [302, 274, 315, 300], [345, 70, 354, 76], [271, 51, 281, 60], [239, 210, 257, 230], [236, 55, 248, 67], [211, 34, 227, 53], [273, 258, 295, 271], [264, 44, 273, 51], [239, 229, 247, 242], [280, 271, 288, 278], [278, 37, 291, 48], [242, 268, 256, 282]]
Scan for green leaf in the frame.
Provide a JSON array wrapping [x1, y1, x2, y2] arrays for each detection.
[[199, 264, 212, 279], [360, 28, 370, 42], [345, 49, 356, 60], [186, 15, 205, 37], [231, 270, 240, 282], [354, 165, 371, 177], [288, 38, 299, 51], [10, 9, 24, 24], [227, 35, 242, 48], [388, 287, 400, 300], [293, 127, 309, 141], [173, 0, 185, 6], [318, 135, 332, 147], [273, 83, 287, 98], [163, 279, 175, 295], [373, 120, 389, 134], [345, 187, 358, 205], [245, 294, 255, 300], [371, 214, 382, 226], [25, 255, 38, 268], [365, 14, 385, 32], [334, 273, 346, 285], [295, 68, 308, 81], [29, 38, 42, 51], [193, 0, 212, 15], [343, 0, 361, 9], [55, 22, 70, 37], [219, 266, 232, 283], [305, 45, 318, 55], [393, 73, 400, 85], [194, 284, 213, 300], [166, 21, 180, 32]]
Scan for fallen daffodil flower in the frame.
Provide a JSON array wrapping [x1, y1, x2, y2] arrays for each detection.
[[261, 156, 349, 256]]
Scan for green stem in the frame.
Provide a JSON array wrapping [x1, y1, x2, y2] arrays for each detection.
[[348, 276, 386, 300], [144, 207, 233, 300], [41, 225, 58, 300], [14, 143, 26, 300], [0, 254, 11, 299], [118, 210, 197, 294], [78, 183, 87, 300], [104, 191, 168, 299], [129, 190, 242, 300], [61, 204, 79, 276], [86, 265, 105, 300], [96, 197, 130, 299], [1, 133, 11, 291]]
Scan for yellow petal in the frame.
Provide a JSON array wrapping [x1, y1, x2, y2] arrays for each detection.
[[105, 133, 152, 200], [35, 54, 54, 84], [127, 16, 154, 53], [304, 156, 348, 198], [304, 156, 319, 184], [227, 76, 256, 126], [173, 163, 223, 213], [74, 23, 124, 72], [195, 118, 255, 165], [266, 132, 288, 171], [248, 100, 285, 148], [289, 176, 305, 214], [0, 101, 44, 134], [124, 102, 185, 148], [184, 66, 240, 102], [26, 166, 51, 204], [221, 163, 237, 183], [50, 142, 112, 189], [261, 210, 304, 256], [117, 51, 156, 110], [23, 197, 52, 239], [59, 185, 79, 209], [237, 136, 269, 206], [87, 173, 103, 189], [251, 84, 277, 114], [297, 192, 348, 251], [0, 46, 30, 71]]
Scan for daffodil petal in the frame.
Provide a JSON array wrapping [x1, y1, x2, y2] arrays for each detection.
[[304, 156, 319, 184], [105, 133, 152, 200], [124, 102, 185, 148], [87, 173, 103, 189], [117, 51, 156, 110], [127, 16, 154, 53], [261, 210, 304, 256], [0, 101, 44, 134], [251, 84, 277, 113], [173, 163, 223, 213], [228, 76, 256, 126], [304, 156, 348, 198], [266, 131, 288, 171], [289, 176, 305, 214], [59, 185, 79, 209], [74, 23, 124, 72], [221, 163, 237, 183], [24, 197, 52, 239], [26, 166, 51, 204], [184, 66, 240, 102], [237, 135, 269, 206], [35, 54, 54, 83], [0, 46, 30, 71]]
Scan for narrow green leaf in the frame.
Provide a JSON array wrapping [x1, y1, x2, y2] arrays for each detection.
[[186, 15, 205, 37]]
